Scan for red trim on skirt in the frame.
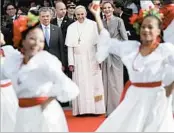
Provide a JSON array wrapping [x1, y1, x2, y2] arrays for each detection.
[[119, 80, 162, 103], [19, 97, 49, 108], [0, 82, 12, 88]]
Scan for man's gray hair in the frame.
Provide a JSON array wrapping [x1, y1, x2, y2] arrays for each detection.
[[39, 7, 52, 15], [75, 5, 87, 14]]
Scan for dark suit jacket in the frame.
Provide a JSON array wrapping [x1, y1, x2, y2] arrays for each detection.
[[119, 12, 139, 40], [39, 24, 65, 66], [51, 15, 74, 68], [2, 15, 17, 46], [51, 15, 74, 40]]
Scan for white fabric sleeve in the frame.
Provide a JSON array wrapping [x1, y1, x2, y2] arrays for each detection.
[[47, 56, 79, 102], [96, 28, 138, 63], [164, 20, 174, 44], [3, 47, 22, 79], [68, 47, 74, 66], [162, 65, 174, 86], [163, 43, 174, 85]]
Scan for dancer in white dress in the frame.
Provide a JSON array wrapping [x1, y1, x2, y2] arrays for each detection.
[[3, 14, 79, 132], [89, 4, 174, 132], [0, 32, 18, 132], [140, 0, 174, 117]]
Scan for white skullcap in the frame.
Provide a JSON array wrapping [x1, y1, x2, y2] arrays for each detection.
[[75, 5, 87, 14]]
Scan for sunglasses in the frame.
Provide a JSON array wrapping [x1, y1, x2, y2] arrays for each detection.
[[68, 7, 75, 9]]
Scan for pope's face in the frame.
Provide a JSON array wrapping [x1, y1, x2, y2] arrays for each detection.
[[75, 8, 87, 23]]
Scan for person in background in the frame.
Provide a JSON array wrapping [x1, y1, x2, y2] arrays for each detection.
[[43, 0, 51, 7], [39, 7, 65, 68], [51, 1, 74, 107], [101, 1, 127, 117], [30, 1, 37, 8], [17, 7, 28, 17], [124, 0, 138, 14], [65, 5, 105, 116], [2, 3, 17, 46], [153, 0, 161, 9], [67, 1, 76, 20], [51, 1, 74, 77]]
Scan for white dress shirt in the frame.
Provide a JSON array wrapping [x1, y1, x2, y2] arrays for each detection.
[[57, 17, 64, 27], [41, 24, 50, 45]]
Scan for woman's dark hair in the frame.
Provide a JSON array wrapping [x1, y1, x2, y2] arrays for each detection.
[[18, 22, 40, 50], [141, 15, 164, 43]]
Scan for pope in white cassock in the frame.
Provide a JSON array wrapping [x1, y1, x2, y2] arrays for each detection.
[[65, 5, 105, 116]]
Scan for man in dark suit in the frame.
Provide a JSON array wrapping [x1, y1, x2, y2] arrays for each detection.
[[113, 0, 138, 41], [39, 7, 65, 67], [2, 3, 17, 46], [51, 1, 74, 40], [51, 1, 74, 79]]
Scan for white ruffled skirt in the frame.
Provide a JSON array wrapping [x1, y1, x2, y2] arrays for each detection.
[[172, 94, 174, 114], [96, 86, 174, 132], [15, 99, 68, 132], [0, 80, 18, 132]]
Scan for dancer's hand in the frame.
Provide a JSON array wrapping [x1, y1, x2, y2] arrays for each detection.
[[41, 97, 55, 111], [164, 82, 174, 97]]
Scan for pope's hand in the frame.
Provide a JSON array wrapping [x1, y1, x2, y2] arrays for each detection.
[[69, 65, 74, 72]]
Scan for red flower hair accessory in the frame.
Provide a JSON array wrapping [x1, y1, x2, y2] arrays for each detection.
[[13, 12, 39, 48], [129, 8, 163, 35]]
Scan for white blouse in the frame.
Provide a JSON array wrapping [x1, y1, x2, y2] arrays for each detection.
[[3, 49, 79, 102], [97, 29, 174, 85]]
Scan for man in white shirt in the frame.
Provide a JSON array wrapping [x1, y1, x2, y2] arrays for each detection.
[[51, 1, 74, 80]]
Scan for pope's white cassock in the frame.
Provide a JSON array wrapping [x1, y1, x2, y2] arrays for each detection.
[[65, 18, 105, 116]]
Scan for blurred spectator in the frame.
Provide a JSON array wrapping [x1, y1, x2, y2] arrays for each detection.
[[101, 1, 127, 117], [5, 3, 17, 20], [153, 0, 161, 9], [67, 1, 76, 20], [43, 0, 51, 7], [17, 7, 28, 17], [30, 1, 37, 8], [1, 3, 17, 46], [124, 0, 138, 13], [51, 1, 74, 80], [114, 0, 138, 40], [53, 0, 63, 6]]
